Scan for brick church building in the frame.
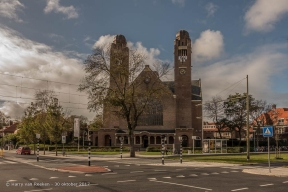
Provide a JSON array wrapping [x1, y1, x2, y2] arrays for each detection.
[[91, 30, 202, 149]]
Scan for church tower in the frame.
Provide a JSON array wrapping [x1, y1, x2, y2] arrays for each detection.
[[174, 30, 192, 128], [110, 34, 129, 89]]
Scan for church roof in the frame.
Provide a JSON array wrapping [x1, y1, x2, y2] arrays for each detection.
[[163, 80, 202, 100]]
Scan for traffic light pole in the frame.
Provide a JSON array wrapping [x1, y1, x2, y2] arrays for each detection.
[[246, 75, 250, 161]]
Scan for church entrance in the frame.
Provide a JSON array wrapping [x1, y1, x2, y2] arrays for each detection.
[[143, 135, 149, 148]]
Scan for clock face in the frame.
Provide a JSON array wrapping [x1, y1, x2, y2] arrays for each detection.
[[144, 77, 150, 84], [179, 68, 186, 75]]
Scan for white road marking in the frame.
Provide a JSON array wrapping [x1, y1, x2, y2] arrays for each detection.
[[85, 174, 93, 176], [260, 184, 274, 187], [117, 180, 136, 183], [176, 168, 187, 170], [4, 161, 16, 164], [211, 172, 219, 174], [148, 178, 157, 180], [231, 171, 239, 172], [68, 176, 76, 177], [150, 180, 212, 191], [103, 166, 109, 167], [130, 171, 144, 173], [90, 184, 98, 186], [154, 170, 167, 172], [283, 181, 288, 183], [201, 173, 209, 175], [49, 177, 58, 179], [102, 172, 117, 175], [189, 174, 198, 176], [24, 188, 53, 192], [125, 165, 130, 166], [176, 175, 185, 177], [163, 177, 171, 179], [29, 178, 38, 181], [221, 171, 229, 173], [231, 187, 248, 191], [7, 180, 17, 182]]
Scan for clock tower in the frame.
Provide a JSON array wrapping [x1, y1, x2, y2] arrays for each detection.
[[174, 30, 192, 128]]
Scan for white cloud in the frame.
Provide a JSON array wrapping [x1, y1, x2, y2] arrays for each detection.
[[172, 0, 185, 7], [0, 25, 93, 120], [193, 43, 288, 108], [205, 2, 218, 17], [193, 30, 224, 63], [44, 0, 79, 19], [93, 34, 115, 50], [0, 0, 24, 22], [244, 0, 288, 33]]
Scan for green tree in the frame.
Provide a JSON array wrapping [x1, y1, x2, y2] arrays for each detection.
[[79, 44, 170, 157]]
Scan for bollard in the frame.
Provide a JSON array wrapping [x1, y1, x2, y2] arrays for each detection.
[[88, 141, 91, 166], [37, 139, 39, 162]]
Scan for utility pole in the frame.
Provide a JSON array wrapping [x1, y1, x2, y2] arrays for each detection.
[[246, 75, 250, 161]]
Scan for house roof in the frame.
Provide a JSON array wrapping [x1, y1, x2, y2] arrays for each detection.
[[0, 123, 18, 133], [255, 108, 288, 126], [163, 80, 202, 100]]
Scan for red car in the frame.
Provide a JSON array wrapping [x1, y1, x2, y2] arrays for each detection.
[[16, 147, 31, 155]]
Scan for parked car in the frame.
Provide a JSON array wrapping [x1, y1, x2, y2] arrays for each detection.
[[16, 147, 31, 155]]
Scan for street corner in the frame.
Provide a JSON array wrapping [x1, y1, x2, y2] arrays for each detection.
[[57, 165, 111, 174], [242, 168, 288, 177]]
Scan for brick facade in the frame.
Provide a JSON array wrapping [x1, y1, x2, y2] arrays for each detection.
[[94, 30, 202, 148]]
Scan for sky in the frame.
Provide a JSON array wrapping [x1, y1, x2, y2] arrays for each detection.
[[0, 0, 288, 121]]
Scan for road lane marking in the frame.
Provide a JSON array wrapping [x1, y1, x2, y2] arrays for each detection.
[[4, 161, 16, 164], [85, 174, 93, 176], [201, 173, 209, 175], [150, 180, 212, 191], [163, 177, 171, 179], [102, 172, 117, 175], [49, 177, 58, 179], [283, 181, 288, 183], [221, 171, 229, 173], [68, 176, 76, 177], [148, 178, 157, 180], [24, 188, 53, 192], [176, 168, 187, 170], [130, 171, 144, 173], [103, 166, 109, 167], [7, 180, 17, 182], [154, 170, 167, 172], [125, 165, 130, 166], [211, 172, 219, 174], [231, 171, 239, 172], [29, 178, 38, 181], [260, 184, 274, 187], [189, 174, 198, 176], [176, 175, 185, 177], [231, 187, 248, 191], [117, 180, 136, 183]]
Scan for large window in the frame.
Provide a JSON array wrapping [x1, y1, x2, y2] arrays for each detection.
[[138, 100, 163, 126]]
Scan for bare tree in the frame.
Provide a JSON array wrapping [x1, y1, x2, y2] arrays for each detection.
[[250, 100, 272, 148], [79, 43, 171, 157], [204, 96, 227, 139]]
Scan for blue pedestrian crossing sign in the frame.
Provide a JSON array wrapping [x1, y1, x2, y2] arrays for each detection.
[[263, 126, 273, 137]]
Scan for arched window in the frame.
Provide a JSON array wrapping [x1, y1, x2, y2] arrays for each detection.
[[150, 136, 155, 144], [169, 136, 174, 144], [156, 136, 161, 144], [138, 100, 163, 126]]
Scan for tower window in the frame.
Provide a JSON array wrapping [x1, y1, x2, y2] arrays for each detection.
[[182, 42, 184, 46]]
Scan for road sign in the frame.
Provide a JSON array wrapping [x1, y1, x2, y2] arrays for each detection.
[[62, 136, 66, 144], [263, 126, 273, 137]]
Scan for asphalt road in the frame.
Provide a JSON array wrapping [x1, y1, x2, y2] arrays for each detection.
[[1, 152, 288, 192]]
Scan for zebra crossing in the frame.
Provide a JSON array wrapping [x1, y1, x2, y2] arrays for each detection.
[[0, 160, 17, 165]]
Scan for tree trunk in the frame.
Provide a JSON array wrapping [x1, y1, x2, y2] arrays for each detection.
[[217, 128, 222, 139], [129, 131, 135, 157], [238, 130, 242, 146]]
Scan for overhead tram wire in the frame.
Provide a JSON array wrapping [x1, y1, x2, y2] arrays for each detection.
[[215, 77, 246, 97]]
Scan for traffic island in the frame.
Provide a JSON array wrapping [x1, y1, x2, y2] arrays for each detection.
[[58, 165, 111, 173]]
